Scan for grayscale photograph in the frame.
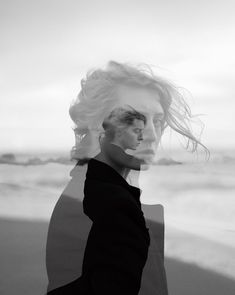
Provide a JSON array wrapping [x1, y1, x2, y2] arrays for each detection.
[[0, 1, 235, 294]]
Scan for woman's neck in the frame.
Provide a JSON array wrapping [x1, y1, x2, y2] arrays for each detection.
[[93, 152, 130, 180], [93, 153, 140, 188]]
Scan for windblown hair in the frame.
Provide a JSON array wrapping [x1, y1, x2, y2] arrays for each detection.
[[102, 106, 146, 142], [69, 61, 209, 163]]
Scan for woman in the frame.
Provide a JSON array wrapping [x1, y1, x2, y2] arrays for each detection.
[[46, 61, 208, 295], [48, 107, 151, 294]]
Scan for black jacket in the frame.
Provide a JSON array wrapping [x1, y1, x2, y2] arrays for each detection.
[[48, 158, 150, 295], [82, 158, 150, 293]]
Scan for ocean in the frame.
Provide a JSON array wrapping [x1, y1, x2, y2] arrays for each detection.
[[0, 148, 235, 294]]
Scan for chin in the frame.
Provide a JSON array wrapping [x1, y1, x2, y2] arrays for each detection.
[[134, 150, 155, 160], [134, 153, 155, 166], [142, 164, 151, 170]]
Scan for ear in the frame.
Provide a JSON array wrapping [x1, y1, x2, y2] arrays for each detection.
[[98, 132, 105, 145]]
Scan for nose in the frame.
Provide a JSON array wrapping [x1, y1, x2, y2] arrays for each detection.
[[143, 122, 159, 144], [138, 133, 143, 141]]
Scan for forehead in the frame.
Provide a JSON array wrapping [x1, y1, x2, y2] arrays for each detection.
[[114, 84, 164, 117]]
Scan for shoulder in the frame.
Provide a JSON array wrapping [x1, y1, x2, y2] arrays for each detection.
[[84, 178, 137, 210], [85, 178, 130, 200]]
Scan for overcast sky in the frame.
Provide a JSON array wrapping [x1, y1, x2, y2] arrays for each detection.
[[1, 0, 235, 153]]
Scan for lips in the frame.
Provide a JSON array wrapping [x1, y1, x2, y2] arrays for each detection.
[[135, 149, 155, 156]]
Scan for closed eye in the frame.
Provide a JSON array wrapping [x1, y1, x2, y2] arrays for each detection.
[[153, 119, 162, 125], [153, 113, 164, 122], [153, 119, 165, 131], [134, 128, 143, 134]]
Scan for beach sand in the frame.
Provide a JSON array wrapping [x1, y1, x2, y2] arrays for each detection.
[[1, 217, 235, 295]]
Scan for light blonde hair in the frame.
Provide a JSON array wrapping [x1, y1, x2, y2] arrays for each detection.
[[69, 61, 209, 163]]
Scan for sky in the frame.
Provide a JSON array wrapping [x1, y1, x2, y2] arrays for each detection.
[[1, 0, 235, 153]]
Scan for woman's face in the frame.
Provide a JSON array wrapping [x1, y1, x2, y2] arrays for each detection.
[[112, 85, 164, 163], [115, 119, 145, 151]]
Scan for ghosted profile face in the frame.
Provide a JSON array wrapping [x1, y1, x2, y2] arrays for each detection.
[[113, 119, 145, 151], [112, 85, 164, 163]]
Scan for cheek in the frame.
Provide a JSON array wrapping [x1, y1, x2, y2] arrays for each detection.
[[156, 126, 162, 137], [154, 128, 162, 145], [128, 135, 135, 144], [132, 132, 139, 140], [125, 131, 135, 140]]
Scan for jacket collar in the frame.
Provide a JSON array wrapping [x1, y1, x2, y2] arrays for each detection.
[[86, 158, 141, 204]]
